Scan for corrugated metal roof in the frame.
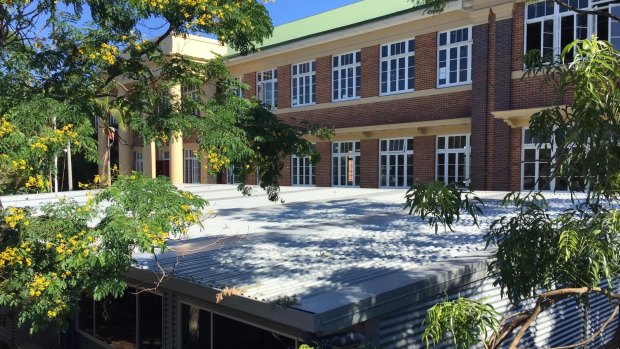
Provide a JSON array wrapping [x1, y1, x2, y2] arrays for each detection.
[[0, 185, 579, 334], [128, 186, 576, 314]]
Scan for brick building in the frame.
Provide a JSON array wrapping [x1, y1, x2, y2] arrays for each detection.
[[99, 0, 620, 193]]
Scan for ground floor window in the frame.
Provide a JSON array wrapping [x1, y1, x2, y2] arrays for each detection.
[[184, 149, 200, 184], [436, 134, 470, 186], [135, 152, 143, 172], [380, 138, 413, 188], [521, 128, 568, 191], [332, 141, 360, 187], [179, 303, 297, 349], [292, 152, 315, 186], [78, 288, 162, 349], [227, 164, 241, 184]]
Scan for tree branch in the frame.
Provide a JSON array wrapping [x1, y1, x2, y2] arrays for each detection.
[[551, 0, 620, 23], [550, 302, 619, 349]]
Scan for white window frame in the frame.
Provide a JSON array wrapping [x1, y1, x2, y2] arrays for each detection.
[[135, 151, 143, 172], [183, 149, 200, 184], [232, 76, 244, 98], [520, 127, 573, 192], [435, 134, 471, 186], [227, 164, 240, 184], [291, 61, 316, 107], [380, 39, 415, 96], [332, 141, 361, 187], [608, 4, 620, 50], [291, 153, 316, 186], [524, 0, 620, 61], [379, 138, 414, 188], [256, 69, 278, 109], [332, 51, 362, 102], [437, 27, 472, 88], [181, 84, 200, 116], [161, 150, 170, 161]]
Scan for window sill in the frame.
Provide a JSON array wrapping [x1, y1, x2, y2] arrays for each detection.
[[379, 89, 414, 97], [436, 81, 471, 89], [332, 96, 361, 103], [292, 103, 316, 108]]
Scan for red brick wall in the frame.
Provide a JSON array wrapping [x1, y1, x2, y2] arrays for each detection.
[[243, 72, 256, 99], [509, 127, 522, 191], [315, 142, 331, 187], [511, 76, 563, 109], [360, 139, 379, 188], [491, 18, 514, 191], [280, 154, 292, 186], [278, 64, 292, 109], [246, 171, 257, 185], [361, 45, 380, 98], [512, 2, 525, 71], [279, 91, 470, 129], [316, 56, 332, 104], [413, 136, 435, 183], [415, 32, 437, 91], [470, 23, 489, 190]]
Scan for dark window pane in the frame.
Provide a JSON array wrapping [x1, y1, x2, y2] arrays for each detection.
[[439, 32, 447, 46], [561, 16, 575, 61], [78, 297, 94, 335], [95, 288, 137, 349], [139, 292, 162, 349], [526, 22, 542, 55]]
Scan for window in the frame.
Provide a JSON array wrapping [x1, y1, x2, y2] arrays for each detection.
[[436, 135, 470, 186], [332, 141, 360, 187], [292, 149, 316, 186], [179, 303, 297, 349], [182, 85, 200, 116], [135, 152, 143, 172], [232, 76, 244, 98], [380, 138, 414, 188], [227, 164, 241, 184], [291, 61, 316, 107], [333, 51, 361, 101], [525, 0, 620, 62], [184, 149, 200, 184], [521, 128, 570, 191], [257, 69, 278, 109], [155, 91, 170, 114], [180, 304, 211, 349], [380, 40, 415, 95], [596, 4, 620, 50], [437, 27, 472, 87], [78, 288, 162, 349]]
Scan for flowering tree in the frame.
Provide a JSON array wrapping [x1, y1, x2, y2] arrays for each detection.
[[0, 0, 322, 335]]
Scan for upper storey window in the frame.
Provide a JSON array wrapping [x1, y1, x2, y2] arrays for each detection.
[[257, 69, 278, 109], [292, 61, 316, 107], [437, 27, 472, 87], [380, 39, 415, 95], [332, 51, 361, 101], [525, 0, 620, 62]]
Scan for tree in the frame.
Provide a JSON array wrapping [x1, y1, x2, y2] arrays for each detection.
[[0, 0, 323, 335], [404, 0, 620, 347]]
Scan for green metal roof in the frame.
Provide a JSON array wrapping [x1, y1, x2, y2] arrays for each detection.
[[226, 0, 418, 56]]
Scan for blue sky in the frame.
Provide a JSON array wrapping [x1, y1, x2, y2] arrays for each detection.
[[264, 0, 360, 25]]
